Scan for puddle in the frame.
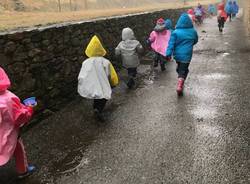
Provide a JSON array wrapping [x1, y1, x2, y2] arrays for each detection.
[[195, 124, 222, 138], [191, 106, 217, 119], [201, 73, 228, 80], [222, 52, 230, 57]]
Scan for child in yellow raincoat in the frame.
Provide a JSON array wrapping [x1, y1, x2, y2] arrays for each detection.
[[78, 35, 119, 120]]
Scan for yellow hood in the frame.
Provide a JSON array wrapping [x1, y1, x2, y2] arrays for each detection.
[[85, 35, 107, 57]]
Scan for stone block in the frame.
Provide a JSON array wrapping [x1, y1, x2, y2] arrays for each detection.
[[4, 41, 16, 55]]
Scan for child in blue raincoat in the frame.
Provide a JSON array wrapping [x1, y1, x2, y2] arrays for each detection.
[[225, 1, 234, 21], [208, 4, 217, 16], [165, 19, 173, 32], [166, 13, 198, 96], [232, 1, 239, 18]]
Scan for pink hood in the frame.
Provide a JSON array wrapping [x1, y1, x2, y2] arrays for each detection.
[[187, 9, 194, 15], [217, 3, 228, 19], [0, 67, 10, 92], [149, 30, 171, 56]]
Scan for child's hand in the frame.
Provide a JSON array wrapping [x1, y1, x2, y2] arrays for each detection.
[[166, 56, 172, 62], [26, 102, 37, 108], [146, 39, 151, 48]]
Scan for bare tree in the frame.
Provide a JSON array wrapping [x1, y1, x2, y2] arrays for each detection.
[[74, 0, 78, 11], [83, 0, 88, 9], [69, 0, 72, 11], [3, 0, 8, 10], [58, 0, 61, 12]]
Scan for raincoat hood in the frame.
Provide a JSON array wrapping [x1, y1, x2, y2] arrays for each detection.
[[165, 19, 173, 30], [0, 67, 10, 92], [85, 35, 107, 58], [218, 3, 225, 11], [154, 18, 166, 32], [187, 9, 194, 15], [176, 13, 193, 29], [122, 28, 135, 41]]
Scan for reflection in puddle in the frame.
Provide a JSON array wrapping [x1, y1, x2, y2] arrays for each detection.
[[191, 106, 217, 119], [196, 124, 222, 138], [222, 52, 230, 57], [201, 73, 228, 80], [143, 79, 154, 85]]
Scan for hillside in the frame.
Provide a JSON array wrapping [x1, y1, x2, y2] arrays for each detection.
[[0, 0, 220, 31], [0, 0, 173, 12]]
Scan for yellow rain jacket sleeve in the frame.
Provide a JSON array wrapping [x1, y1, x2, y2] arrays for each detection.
[[85, 35, 107, 57], [109, 64, 119, 87]]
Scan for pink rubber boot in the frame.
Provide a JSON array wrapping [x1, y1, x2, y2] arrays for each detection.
[[176, 78, 185, 95]]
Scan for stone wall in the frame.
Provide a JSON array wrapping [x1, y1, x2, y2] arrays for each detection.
[[0, 8, 186, 120], [239, 0, 250, 35]]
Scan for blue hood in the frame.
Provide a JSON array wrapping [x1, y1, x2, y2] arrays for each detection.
[[165, 19, 173, 30], [176, 13, 193, 29]]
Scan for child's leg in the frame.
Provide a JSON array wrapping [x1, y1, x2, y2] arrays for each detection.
[[159, 55, 166, 71], [221, 18, 225, 28], [176, 62, 190, 79], [218, 17, 224, 32], [218, 17, 220, 28], [127, 68, 137, 88], [98, 99, 107, 112], [176, 62, 189, 95], [128, 68, 137, 78], [93, 99, 107, 112], [228, 13, 232, 21], [154, 52, 160, 67], [14, 138, 28, 174]]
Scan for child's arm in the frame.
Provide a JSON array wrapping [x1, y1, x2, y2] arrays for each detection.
[[146, 32, 156, 48], [136, 42, 144, 54], [11, 97, 33, 127], [166, 32, 177, 57], [148, 31, 156, 43], [115, 43, 121, 56], [109, 63, 119, 87]]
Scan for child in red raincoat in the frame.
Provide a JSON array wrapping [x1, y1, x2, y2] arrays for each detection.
[[217, 1, 228, 32], [0, 67, 36, 179]]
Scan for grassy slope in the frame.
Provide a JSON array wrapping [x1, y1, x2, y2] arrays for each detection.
[[0, 0, 170, 11], [0, 0, 220, 32]]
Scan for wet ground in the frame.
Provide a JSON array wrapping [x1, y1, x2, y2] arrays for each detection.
[[1, 15, 250, 184]]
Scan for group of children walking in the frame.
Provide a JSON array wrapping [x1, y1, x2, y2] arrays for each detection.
[[186, 0, 239, 33], [0, 10, 199, 180], [217, 0, 239, 32], [78, 12, 198, 120]]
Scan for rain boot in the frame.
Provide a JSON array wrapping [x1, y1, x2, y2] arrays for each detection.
[[18, 165, 36, 180], [176, 78, 185, 96], [127, 78, 135, 89]]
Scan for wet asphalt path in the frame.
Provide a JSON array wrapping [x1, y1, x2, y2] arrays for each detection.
[[1, 16, 250, 184]]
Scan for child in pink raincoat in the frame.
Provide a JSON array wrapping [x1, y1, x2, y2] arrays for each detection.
[[0, 67, 35, 179], [148, 18, 172, 71]]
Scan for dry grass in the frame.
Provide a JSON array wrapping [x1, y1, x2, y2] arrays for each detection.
[[0, 0, 220, 32]]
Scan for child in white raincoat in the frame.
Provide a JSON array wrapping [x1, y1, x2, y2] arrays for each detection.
[[78, 35, 119, 119], [115, 28, 143, 88]]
